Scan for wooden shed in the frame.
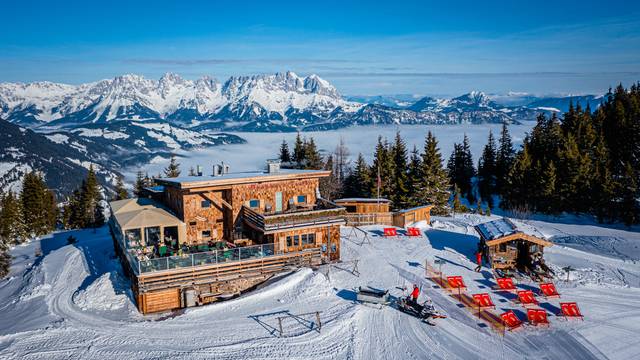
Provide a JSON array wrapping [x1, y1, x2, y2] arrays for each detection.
[[335, 198, 393, 226], [392, 205, 433, 227], [475, 218, 553, 279]]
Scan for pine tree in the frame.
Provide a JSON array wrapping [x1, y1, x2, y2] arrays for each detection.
[[406, 146, 423, 207], [417, 132, 450, 215], [134, 170, 146, 197], [370, 136, 393, 199], [539, 161, 558, 213], [20, 171, 56, 236], [448, 134, 475, 203], [113, 176, 129, 201], [389, 131, 409, 209], [621, 162, 639, 226], [64, 166, 103, 229], [319, 155, 341, 199], [164, 154, 181, 178], [503, 145, 534, 212], [279, 139, 292, 163], [495, 122, 515, 193], [592, 135, 616, 222], [303, 137, 323, 169], [343, 153, 371, 198], [0, 241, 10, 278], [0, 192, 27, 245], [293, 133, 305, 166], [478, 130, 497, 208]]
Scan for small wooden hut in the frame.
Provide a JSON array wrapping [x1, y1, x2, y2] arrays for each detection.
[[392, 205, 433, 227], [335, 198, 392, 226], [475, 218, 553, 278]]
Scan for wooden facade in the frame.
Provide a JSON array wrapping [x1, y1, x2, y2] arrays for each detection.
[[336, 198, 432, 228], [392, 205, 433, 227], [111, 166, 346, 314]]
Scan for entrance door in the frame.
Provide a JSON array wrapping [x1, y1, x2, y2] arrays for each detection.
[[275, 192, 283, 212]]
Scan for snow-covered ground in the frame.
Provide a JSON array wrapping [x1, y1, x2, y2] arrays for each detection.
[[1, 214, 639, 359]]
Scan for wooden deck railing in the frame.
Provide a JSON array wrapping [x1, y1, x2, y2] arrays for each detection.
[[243, 205, 346, 232], [344, 212, 393, 226]]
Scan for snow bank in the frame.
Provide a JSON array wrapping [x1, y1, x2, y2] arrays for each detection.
[[73, 273, 128, 311]]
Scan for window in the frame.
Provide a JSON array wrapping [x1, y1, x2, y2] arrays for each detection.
[[145, 226, 161, 246], [286, 236, 292, 247], [189, 221, 197, 227], [125, 229, 142, 248], [499, 243, 507, 252], [293, 235, 300, 246], [297, 195, 307, 203], [201, 200, 211, 208], [249, 199, 260, 208], [301, 233, 315, 246], [202, 230, 211, 238], [345, 205, 357, 212]]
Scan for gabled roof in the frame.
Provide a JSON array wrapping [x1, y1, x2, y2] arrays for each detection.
[[475, 218, 553, 247], [109, 197, 184, 230], [475, 218, 518, 240], [110, 197, 160, 215]]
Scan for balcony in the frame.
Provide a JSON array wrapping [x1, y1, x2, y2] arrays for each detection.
[[243, 198, 346, 233]]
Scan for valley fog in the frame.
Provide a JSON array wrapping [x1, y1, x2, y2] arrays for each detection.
[[126, 122, 535, 180]]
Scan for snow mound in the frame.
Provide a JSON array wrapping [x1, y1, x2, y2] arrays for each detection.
[[73, 273, 128, 312]]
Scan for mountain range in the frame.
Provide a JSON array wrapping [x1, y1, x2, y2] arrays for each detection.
[[0, 71, 606, 195], [0, 71, 598, 133]]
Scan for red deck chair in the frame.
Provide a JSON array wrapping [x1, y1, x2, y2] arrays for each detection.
[[406, 227, 422, 237], [472, 293, 496, 309], [539, 283, 560, 298], [500, 310, 523, 330], [516, 290, 539, 307], [447, 276, 467, 290], [527, 309, 550, 326], [559, 302, 584, 320], [495, 277, 517, 292], [383, 228, 398, 237]]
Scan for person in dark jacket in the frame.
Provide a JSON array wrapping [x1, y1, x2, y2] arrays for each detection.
[[474, 251, 483, 272]]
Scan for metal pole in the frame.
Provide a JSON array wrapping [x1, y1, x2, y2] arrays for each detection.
[[166, 257, 169, 270], [191, 253, 194, 267]]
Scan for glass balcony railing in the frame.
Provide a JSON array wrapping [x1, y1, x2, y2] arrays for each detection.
[[133, 243, 281, 274]]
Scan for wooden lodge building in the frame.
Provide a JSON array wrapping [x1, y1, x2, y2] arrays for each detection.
[[475, 218, 553, 278], [335, 198, 433, 228], [109, 161, 346, 314]]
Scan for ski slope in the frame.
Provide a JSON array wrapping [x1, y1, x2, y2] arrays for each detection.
[[0, 215, 639, 359]]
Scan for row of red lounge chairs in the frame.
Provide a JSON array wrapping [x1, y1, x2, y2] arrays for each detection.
[[383, 227, 423, 237], [444, 275, 583, 330]]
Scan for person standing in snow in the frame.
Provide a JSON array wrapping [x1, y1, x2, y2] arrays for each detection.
[[474, 251, 483, 272], [410, 284, 420, 304]]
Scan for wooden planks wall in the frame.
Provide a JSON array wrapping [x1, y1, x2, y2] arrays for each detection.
[[139, 288, 181, 314]]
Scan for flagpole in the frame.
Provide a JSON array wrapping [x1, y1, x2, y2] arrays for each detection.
[[377, 165, 381, 212]]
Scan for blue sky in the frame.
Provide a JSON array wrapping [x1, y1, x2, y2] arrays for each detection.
[[1, 0, 639, 96]]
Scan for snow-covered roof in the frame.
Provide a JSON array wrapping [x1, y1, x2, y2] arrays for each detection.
[[156, 169, 330, 189], [395, 204, 433, 213], [334, 198, 391, 203], [475, 218, 518, 241]]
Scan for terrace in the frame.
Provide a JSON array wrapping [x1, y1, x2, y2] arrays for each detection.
[[243, 198, 346, 233]]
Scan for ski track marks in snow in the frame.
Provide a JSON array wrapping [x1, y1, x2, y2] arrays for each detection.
[[2, 216, 640, 359]]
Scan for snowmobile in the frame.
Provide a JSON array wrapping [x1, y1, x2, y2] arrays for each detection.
[[396, 296, 447, 326]]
